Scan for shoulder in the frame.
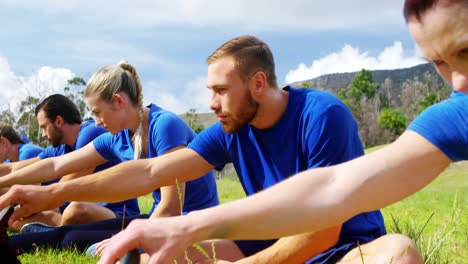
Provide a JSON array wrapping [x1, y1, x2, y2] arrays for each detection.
[[80, 120, 107, 134], [410, 93, 467, 128], [408, 93, 467, 161], [148, 104, 192, 133]]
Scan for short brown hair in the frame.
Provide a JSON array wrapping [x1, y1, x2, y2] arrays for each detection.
[[0, 123, 25, 144], [404, 0, 466, 22], [207, 35, 277, 87]]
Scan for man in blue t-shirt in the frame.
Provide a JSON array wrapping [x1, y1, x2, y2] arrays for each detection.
[[0, 123, 42, 166], [0, 36, 386, 263], [0, 94, 138, 232]]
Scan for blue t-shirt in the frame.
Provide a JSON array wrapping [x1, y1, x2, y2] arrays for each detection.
[[189, 86, 386, 256], [39, 120, 139, 216], [408, 91, 467, 161], [18, 144, 43, 161], [93, 104, 219, 215], [18, 133, 30, 143]]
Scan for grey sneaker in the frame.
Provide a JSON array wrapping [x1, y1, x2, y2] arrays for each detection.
[[20, 222, 56, 234], [85, 242, 99, 256]]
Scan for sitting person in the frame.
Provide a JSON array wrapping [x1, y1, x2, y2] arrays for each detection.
[[0, 37, 399, 263], [1, 61, 219, 253], [0, 122, 43, 164], [0, 95, 139, 232], [95, 1, 466, 263]]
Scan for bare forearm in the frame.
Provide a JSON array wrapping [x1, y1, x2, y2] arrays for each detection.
[[0, 158, 60, 187], [184, 133, 451, 243], [0, 164, 13, 176], [53, 159, 157, 204], [0, 158, 39, 177], [238, 227, 341, 264]]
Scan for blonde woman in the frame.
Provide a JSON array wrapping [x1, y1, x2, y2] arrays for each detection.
[[1, 61, 218, 253]]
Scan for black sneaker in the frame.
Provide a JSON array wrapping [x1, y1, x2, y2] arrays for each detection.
[[0, 206, 21, 263]]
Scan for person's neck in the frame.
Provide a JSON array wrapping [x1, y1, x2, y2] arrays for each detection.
[[128, 107, 149, 136], [8, 144, 19, 162], [62, 123, 83, 146], [250, 87, 289, 130]]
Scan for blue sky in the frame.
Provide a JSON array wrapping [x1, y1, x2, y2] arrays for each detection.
[[0, 0, 425, 115]]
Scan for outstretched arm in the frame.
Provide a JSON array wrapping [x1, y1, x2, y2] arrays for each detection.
[[0, 143, 105, 188], [0, 157, 40, 177], [197, 131, 450, 240], [234, 226, 341, 264], [0, 148, 213, 223], [99, 131, 451, 264]]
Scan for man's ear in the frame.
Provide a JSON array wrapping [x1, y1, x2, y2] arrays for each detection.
[[54, 115, 65, 127], [250, 71, 268, 97]]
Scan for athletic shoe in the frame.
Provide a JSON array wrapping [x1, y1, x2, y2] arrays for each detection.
[[85, 242, 99, 256], [19, 222, 57, 234]]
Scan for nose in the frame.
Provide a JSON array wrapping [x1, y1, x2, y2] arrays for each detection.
[[41, 129, 47, 139], [451, 70, 468, 94], [94, 117, 103, 127], [210, 92, 220, 112]]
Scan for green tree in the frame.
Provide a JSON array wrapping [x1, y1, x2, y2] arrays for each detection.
[[64, 77, 89, 119], [347, 69, 380, 102], [301, 81, 312, 88], [17, 95, 42, 145], [0, 109, 16, 125], [378, 108, 407, 136], [184, 108, 205, 134]]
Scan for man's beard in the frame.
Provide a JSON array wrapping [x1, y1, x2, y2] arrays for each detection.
[[220, 93, 258, 134], [49, 125, 64, 147]]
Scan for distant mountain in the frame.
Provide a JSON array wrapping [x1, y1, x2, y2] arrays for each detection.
[[181, 63, 448, 130], [291, 63, 446, 101], [179, 112, 217, 130]]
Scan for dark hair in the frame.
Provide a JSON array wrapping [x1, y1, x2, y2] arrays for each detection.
[[35, 94, 82, 125], [0, 123, 25, 144], [404, 0, 464, 22], [207, 35, 277, 87]]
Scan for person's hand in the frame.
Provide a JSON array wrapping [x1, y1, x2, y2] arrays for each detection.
[[196, 260, 233, 264], [0, 184, 62, 225], [99, 216, 196, 264], [95, 238, 111, 256]]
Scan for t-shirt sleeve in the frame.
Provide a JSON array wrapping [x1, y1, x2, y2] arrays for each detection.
[[408, 96, 468, 161], [75, 123, 109, 149], [18, 145, 43, 160], [303, 103, 364, 169], [92, 133, 116, 161], [39, 146, 63, 159], [151, 113, 194, 156], [188, 123, 230, 170]]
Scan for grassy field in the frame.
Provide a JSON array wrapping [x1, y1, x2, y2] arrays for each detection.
[[17, 162, 467, 263]]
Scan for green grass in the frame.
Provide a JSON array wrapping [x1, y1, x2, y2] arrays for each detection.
[[18, 162, 467, 263], [381, 162, 467, 263]]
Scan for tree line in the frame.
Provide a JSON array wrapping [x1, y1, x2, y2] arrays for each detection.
[[303, 69, 451, 147], [1, 69, 451, 149]]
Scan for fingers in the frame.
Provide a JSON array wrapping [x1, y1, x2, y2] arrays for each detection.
[[98, 229, 140, 264], [96, 239, 110, 256], [0, 187, 18, 212]]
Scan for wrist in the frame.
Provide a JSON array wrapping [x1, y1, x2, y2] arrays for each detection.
[[48, 183, 67, 209], [184, 209, 228, 244]]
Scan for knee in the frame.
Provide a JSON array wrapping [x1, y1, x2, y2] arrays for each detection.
[[61, 202, 91, 224], [382, 234, 423, 264]]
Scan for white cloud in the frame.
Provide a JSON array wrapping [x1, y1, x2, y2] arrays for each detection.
[[0, 56, 74, 115], [1, 0, 406, 31], [284, 42, 425, 83], [143, 76, 211, 115], [0, 53, 208, 120]]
